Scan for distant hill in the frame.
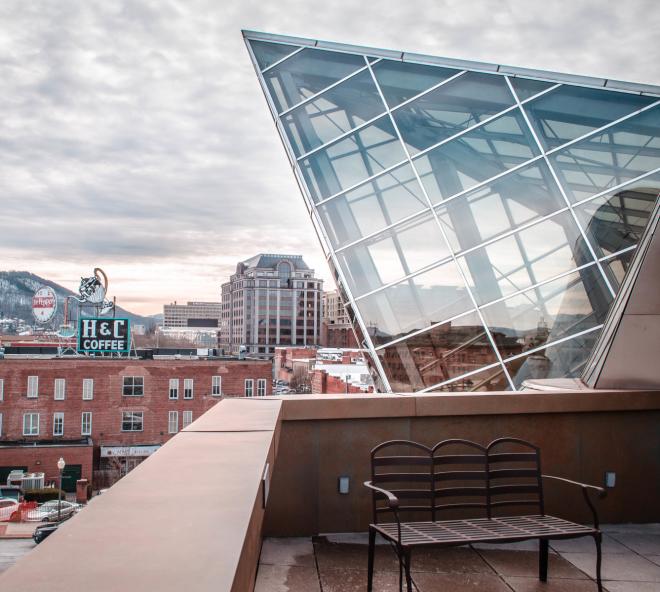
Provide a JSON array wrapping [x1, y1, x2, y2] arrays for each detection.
[[0, 271, 157, 330]]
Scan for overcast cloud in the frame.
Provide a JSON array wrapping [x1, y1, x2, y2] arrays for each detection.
[[1, 0, 658, 314]]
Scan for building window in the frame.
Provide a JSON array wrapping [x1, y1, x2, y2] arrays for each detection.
[[0, 413, 3, 436], [244, 379, 254, 397], [121, 411, 143, 432], [257, 379, 267, 397], [0, 378, 3, 401], [211, 376, 222, 396], [123, 376, 144, 396], [81, 378, 94, 400], [54, 378, 66, 400], [81, 412, 92, 436], [184, 378, 193, 399], [182, 410, 193, 428], [27, 376, 38, 398], [169, 379, 179, 400], [23, 412, 39, 436], [168, 411, 178, 434], [53, 412, 64, 436]]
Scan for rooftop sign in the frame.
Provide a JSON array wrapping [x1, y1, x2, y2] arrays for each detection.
[[77, 318, 130, 353], [32, 286, 57, 324]]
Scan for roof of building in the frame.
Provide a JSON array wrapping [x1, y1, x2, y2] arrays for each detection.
[[242, 30, 660, 96], [240, 253, 311, 271]]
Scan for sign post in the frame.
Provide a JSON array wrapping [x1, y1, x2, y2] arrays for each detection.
[[77, 318, 131, 354]]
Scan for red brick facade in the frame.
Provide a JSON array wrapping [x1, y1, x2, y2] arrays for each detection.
[[311, 369, 373, 394], [0, 358, 272, 485]]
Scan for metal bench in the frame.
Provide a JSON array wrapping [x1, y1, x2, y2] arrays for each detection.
[[364, 438, 606, 592]]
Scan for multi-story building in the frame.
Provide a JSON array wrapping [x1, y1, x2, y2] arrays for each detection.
[[163, 301, 222, 328], [220, 254, 323, 356], [321, 290, 359, 348], [0, 357, 272, 487]]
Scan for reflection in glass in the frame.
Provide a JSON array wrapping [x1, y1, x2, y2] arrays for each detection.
[[317, 163, 428, 249], [372, 60, 458, 108], [416, 109, 540, 204], [300, 116, 406, 202], [359, 260, 473, 346], [378, 311, 509, 392], [550, 107, 660, 202], [509, 77, 554, 101], [336, 211, 451, 297], [434, 161, 565, 254], [283, 70, 385, 157], [602, 250, 635, 292], [506, 329, 602, 388], [573, 173, 660, 258], [264, 48, 366, 112], [481, 266, 611, 362], [457, 211, 593, 306], [393, 72, 514, 154], [435, 364, 511, 392], [250, 40, 300, 70], [524, 86, 654, 151]]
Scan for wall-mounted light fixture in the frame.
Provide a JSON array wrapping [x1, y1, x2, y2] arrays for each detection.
[[604, 472, 616, 488], [338, 476, 350, 495]]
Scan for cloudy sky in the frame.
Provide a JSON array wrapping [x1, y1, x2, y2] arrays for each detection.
[[2, 0, 658, 314]]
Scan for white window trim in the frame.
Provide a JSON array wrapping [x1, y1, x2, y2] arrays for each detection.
[[121, 411, 144, 432], [82, 378, 94, 400], [27, 376, 38, 398], [168, 410, 178, 434], [169, 378, 179, 400], [53, 412, 64, 436], [245, 379, 254, 397], [0, 378, 4, 401], [211, 375, 222, 396], [182, 410, 193, 428], [81, 412, 92, 436], [54, 378, 66, 400], [0, 412, 3, 437], [257, 378, 267, 397], [183, 378, 194, 400], [122, 376, 144, 397], [23, 412, 39, 436]]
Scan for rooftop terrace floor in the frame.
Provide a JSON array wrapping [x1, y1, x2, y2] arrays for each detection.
[[256, 525, 660, 592]]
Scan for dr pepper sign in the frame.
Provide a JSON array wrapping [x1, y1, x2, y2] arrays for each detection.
[[77, 318, 130, 353]]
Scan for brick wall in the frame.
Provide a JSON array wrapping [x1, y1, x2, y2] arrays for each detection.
[[0, 444, 93, 485]]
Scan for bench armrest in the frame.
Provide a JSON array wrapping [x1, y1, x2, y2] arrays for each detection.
[[364, 481, 399, 510], [542, 474, 606, 529]]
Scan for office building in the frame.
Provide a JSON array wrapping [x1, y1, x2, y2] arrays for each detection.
[[163, 301, 222, 329]]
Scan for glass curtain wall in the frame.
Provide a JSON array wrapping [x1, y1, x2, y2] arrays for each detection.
[[245, 32, 660, 393]]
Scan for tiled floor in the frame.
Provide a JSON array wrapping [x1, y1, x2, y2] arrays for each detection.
[[255, 525, 660, 591]]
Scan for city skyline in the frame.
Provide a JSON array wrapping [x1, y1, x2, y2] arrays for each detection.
[[2, 1, 659, 315]]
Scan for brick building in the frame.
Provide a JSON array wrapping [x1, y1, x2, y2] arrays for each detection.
[[320, 290, 359, 348], [0, 357, 272, 488]]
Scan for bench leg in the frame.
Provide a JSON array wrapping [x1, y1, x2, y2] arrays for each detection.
[[367, 527, 376, 592], [404, 548, 412, 592], [594, 532, 603, 592], [539, 538, 549, 582]]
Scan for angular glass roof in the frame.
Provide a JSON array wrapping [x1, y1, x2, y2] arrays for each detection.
[[244, 31, 660, 393]]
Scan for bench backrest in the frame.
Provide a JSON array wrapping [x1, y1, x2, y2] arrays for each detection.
[[370, 438, 544, 523]]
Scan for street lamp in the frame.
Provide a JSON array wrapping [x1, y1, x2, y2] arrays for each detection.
[[57, 457, 66, 521]]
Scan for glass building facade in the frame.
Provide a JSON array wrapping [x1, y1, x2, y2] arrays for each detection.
[[244, 31, 660, 393]]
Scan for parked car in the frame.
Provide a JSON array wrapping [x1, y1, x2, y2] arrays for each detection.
[[0, 498, 20, 521], [33, 522, 59, 544], [24, 500, 81, 522]]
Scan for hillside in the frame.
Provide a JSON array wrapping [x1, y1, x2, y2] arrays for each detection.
[[0, 271, 157, 331]]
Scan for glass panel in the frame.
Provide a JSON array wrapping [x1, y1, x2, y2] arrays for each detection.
[[357, 259, 473, 346], [377, 311, 501, 392], [282, 70, 385, 157], [372, 60, 458, 108], [300, 116, 406, 202], [336, 210, 452, 297], [601, 250, 635, 292], [430, 364, 510, 392], [524, 85, 654, 151], [457, 210, 593, 306], [433, 161, 566, 254], [393, 72, 515, 154], [416, 109, 540, 204], [481, 265, 611, 362], [509, 77, 555, 101], [317, 163, 428, 249], [549, 107, 660, 202], [506, 329, 602, 388], [249, 40, 300, 70], [264, 48, 366, 112], [573, 172, 660, 258]]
